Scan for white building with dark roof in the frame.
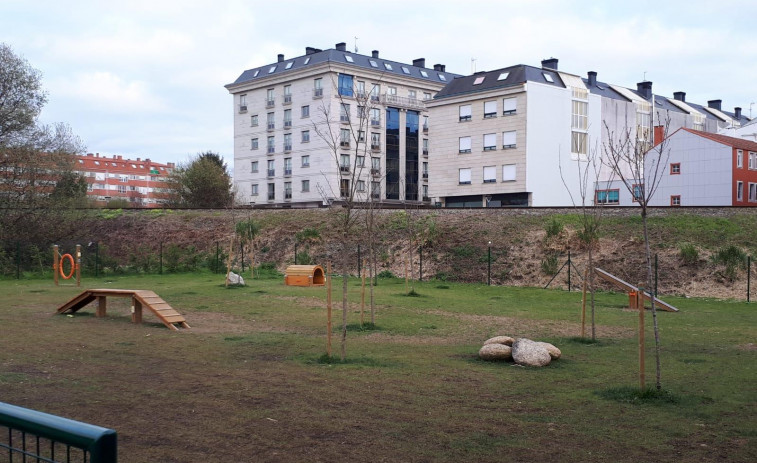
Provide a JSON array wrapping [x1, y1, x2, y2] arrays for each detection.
[[225, 42, 460, 206]]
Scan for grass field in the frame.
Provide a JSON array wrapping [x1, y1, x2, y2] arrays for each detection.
[[1, 272, 755, 462]]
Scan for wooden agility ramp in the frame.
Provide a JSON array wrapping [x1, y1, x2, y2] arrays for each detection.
[[57, 289, 190, 330], [594, 268, 679, 312]]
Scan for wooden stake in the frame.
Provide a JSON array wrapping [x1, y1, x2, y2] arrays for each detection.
[[638, 287, 646, 389], [225, 237, 235, 287], [249, 242, 255, 279], [327, 261, 332, 358], [75, 244, 81, 287], [581, 267, 588, 338], [405, 252, 409, 294], [360, 259, 366, 327]]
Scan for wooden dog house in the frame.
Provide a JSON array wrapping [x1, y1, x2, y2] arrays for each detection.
[[284, 265, 325, 287]]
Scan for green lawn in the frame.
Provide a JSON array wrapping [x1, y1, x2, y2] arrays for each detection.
[[1, 272, 755, 462]]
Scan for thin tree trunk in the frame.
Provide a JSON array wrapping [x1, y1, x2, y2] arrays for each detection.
[[341, 230, 348, 362], [642, 210, 661, 390], [589, 246, 596, 340]]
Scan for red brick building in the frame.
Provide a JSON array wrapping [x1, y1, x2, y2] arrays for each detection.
[[76, 153, 176, 207]]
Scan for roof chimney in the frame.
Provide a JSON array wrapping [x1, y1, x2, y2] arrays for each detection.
[[277, 54, 284, 63], [372, 50, 379, 58], [735, 107, 742, 119], [587, 71, 597, 87], [335, 42, 347, 51], [433, 64, 446, 72], [637, 81, 653, 99], [541, 58, 558, 70], [708, 99, 722, 111], [305, 47, 317, 55], [673, 91, 686, 102], [412, 58, 426, 68]]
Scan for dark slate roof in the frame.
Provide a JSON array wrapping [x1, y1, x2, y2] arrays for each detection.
[[433, 65, 563, 99], [226, 48, 462, 88]]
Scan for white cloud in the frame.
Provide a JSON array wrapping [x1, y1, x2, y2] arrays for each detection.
[[49, 71, 167, 113]]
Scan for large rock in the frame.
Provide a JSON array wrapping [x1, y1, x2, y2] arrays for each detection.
[[227, 271, 245, 286], [479, 343, 512, 361], [512, 338, 552, 367], [536, 342, 561, 360], [483, 336, 515, 346]]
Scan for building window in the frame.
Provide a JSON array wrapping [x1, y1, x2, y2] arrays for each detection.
[[356, 155, 365, 167], [301, 105, 310, 118], [633, 184, 643, 202], [283, 109, 292, 128], [484, 101, 497, 118], [502, 131, 516, 149], [251, 184, 258, 196], [423, 92, 432, 101], [423, 115, 429, 132], [422, 184, 429, 200], [357, 180, 366, 192], [340, 103, 350, 122], [670, 163, 681, 175], [251, 114, 258, 126], [266, 89, 275, 107], [301, 130, 310, 143], [301, 155, 310, 167], [284, 133, 292, 152], [340, 128, 350, 147], [388, 86, 397, 95], [251, 161, 258, 173], [484, 133, 497, 151], [423, 138, 429, 155], [251, 138, 259, 150], [483, 166, 496, 183], [356, 80, 366, 98], [737, 181, 743, 202], [459, 105, 472, 122], [284, 157, 292, 176], [340, 154, 350, 171], [314, 78, 323, 97], [267, 112, 275, 130], [636, 101, 652, 146], [283, 85, 291, 104], [502, 164, 516, 182], [749, 183, 757, 202], [358, 130, 366, 142], [267, 136, 275, 154], [408, 89, 416, 100], [596, 189, 619, 205], [503, 97, 517, 115], [371, 156, 380, 171], [239, 94, 247, 112], [302, 179, 310, 192], [284, 182, 292, 200], [749, 151, 757, 170], [267, 159, 275, 177], [692, 113, 705, 131], [571, 132, 587, 157], [670, 195, 681, 206], [371, 132, 381, 150], [422, 162, 428, 179], [459, 137, 472, 153], [459, 168, 472, 185], [371, 181, 380, 199], [338, 73, 354, 97], [340, 179, 350, 197], [370, 84, 380, 101], [571, 92, 589, 158], [370, 108, 380, 126], [737, 150, 743, 168]]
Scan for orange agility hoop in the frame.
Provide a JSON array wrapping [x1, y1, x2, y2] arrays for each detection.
[[59, 254, 75, 279]]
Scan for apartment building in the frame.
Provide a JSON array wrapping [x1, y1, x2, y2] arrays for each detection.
[[428, 58, 751, 207], [75, 153, 175, 207], [596, 129, 757, 206], [225, 43, 460, 206]]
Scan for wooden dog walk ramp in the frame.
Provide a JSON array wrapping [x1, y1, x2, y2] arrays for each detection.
[[57, 289, 190, 330], [594, 268, 679, 312]]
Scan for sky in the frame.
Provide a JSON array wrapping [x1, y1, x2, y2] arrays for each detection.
[[2, 0, 756, 167]]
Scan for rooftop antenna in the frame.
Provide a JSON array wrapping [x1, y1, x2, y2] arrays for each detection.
[[471, 57, 477, 74], [354, 36, 359, 53], [643, 71, 647, 81]]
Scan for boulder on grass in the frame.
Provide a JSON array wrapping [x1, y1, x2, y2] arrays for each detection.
[[227, 271, 245, 286], [483, 336, 515, 346], [479, 343, 512, 361], [512, 338, 551, 367], [536, 342, 561, 360]]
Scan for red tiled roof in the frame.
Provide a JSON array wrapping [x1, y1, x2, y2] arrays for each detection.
[[681, 128, 757, 152]]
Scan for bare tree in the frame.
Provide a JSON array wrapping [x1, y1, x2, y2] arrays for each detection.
[[603, 108, 672, 390], [559, 142, 614, 341], [312, 77, 378, 360]]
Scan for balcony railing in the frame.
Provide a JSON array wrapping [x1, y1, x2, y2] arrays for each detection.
[[267, 123, 275, 130], [370, 168, 380, 177], [284, 144, 292, 152], [422, 196, 430, 202], [422, 149, 429, 156], [340, 115, 350, 123], [422, 172, 428, 179], [423, 125, 429, 133], [340, 165, 350, 173], [268, 193, 275, 200], [381, 94, 427, 111], [340, 141, 350, 148], [370, 119, 380, 127], [239, 104, 247, 113], [313, 88, 323, 98], [267, 147, 275, 154], [370, 95, 379, 102], [284, 120, 292, 128], [284, 95, 292, 104], [371, 192, 380, 200], [284, 191, 292, 200], [266, 98, 275, 108], [267, 169, 275, 177], [284, 168, 292, 176]]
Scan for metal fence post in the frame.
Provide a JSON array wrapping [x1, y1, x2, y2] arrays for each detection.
[[487, 241, 491, 286], [16, 241, 21, 279], [215, 241, 220, 273], [567, 251, 571, 291], [294, 240, 298, 265], [419, 246, 423, 282], [95, 241, 99, 277], [655, 253, 658, 297], [748, 255, 751, 303], [159, 242, 163, 275], [357, 244, 361, 276]]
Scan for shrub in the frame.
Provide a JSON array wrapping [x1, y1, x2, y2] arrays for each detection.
[[295, 227, 321, 242], [678, 243, 699, 266], [378, 270, 395, 278], [711, 245, 747, 281], [545, 218, 564, 239], [541, 253, 559, 276], [295, 250, 313, 265]]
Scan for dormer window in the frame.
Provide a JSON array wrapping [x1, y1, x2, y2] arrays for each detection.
[[401, 66, 410, 74], [253, 70, 260, 77], [473, 76, 485, 85], [438, 74, 446, 81], [285, 61, 294, 69], [344, 54, 354, 63], [303, 57, 310, 65], [543, 73, 554, 83], [268, 65, 276, 74], [369, 60, 378, 68], [420, 70, 429, 78], [383, 63, 393, 70], [498, 72, 509, 81]]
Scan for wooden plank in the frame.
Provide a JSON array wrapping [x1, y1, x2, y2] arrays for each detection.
[[160, 314, 187, 323], [132, 298, 143, 324], [96, 296, 107, 318], [594, 268, 679, 312]]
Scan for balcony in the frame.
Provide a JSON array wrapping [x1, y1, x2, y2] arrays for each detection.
[[380, 94, 426, 111], [371, 144, 381, 151], [284, 120, 292, 129], [356, 91, 367, 99], [371, 192, 380, 200], [370, 95, 380, 103], [284, 191, 292, 200], [267, 169, 275, 177], [484, 146, 497, 152], [239, 104, 247, 113], [340, 165, 350, 173], [313, 88, 323, 98], [340, 115, 350, 123], [422, 149, 429, 157], [340, 141, 350, 148], [267, 123, 275, 131], [422, 196, 430, 202], [422, 172, 428, 179], [423, 125, 428, 134], [370, 119, 380, 127], [284, 95, 292, 105], [284, 144, 292, 152], [284, 168, 292, 176], [370, 168, 380, 177], [268, 193, 275, 201], [266, 98, 275, 108], [267, 147, 275, 154]]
